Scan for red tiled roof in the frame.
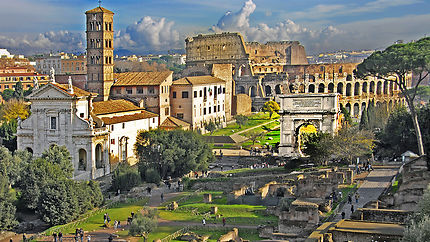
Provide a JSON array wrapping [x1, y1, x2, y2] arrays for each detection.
[[92, 99, 143, 115], [0, 73, 46, 77], [159, 116, 190, 129], [113, 71, 172, 86], [100, 111, 158, 125], [85, 7, 114, 14], [173, 76, 226, 86], [52, 83, 97, 98]]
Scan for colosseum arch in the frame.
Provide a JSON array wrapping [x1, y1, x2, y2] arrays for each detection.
[[346, 83, 352, 96], [362, 102, 367, 111], [337, 83, 344, 94], [275, 84, 282, 94], [289, 84, 295, 93], [308, 84, 315, 93], [377, 81, 382, 95], [299, 84, 305, 93], [354, 82, 360, 96], [237, 86, 246, 94], [279, 94, 339, 157], [249, 86, 257, 97], [362, 82, 368, 93], [345, 103, 351, 114], [318, 83, 325, 93], [328, 83, 334, 93], [383, 81, 388, 94], [369, 81, 375, 93], [265, 85, 272, 96], [354, 103, 360, 117]]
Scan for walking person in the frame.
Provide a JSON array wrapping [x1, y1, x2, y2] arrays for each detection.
[[341, 211, 345, 219], [79, 228, 84, 242], [161, 193, 164, 203], [222, 217, 226, 227], [351, 204, 354, 214], [53, 232, 57, 242], [355, 193, 360, 203], [58, 232, 63, 242], [87, 235, 91, 242], [348, 194, 352, 204], [202, 218, 206, 226]]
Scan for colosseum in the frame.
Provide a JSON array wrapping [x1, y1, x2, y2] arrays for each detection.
[[184, 32, 407, 119]]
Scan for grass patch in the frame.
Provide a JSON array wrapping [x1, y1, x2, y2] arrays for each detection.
[[44, 198, 148, 235], [145, 226, 182, 242], [158, 203, 277, 225], [241, 129, 280, 148], [208, 112, 280, 137]]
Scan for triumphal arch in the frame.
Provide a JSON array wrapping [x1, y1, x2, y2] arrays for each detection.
[[278, 94, 339, 157]]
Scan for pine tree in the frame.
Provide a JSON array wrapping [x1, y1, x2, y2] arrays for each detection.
[[359, 107, 369, 130]]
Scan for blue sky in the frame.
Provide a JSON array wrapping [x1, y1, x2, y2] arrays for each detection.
[[0, 0, 429, 55]]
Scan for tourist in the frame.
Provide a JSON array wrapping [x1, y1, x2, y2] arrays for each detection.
[[104, 213, 107, 224], [107, 215, 111, 224], [131, 212, 135, 218], [80, 228, 84, 242], [108, 234, 113, 242], [22, 234, 27, 242], [355, 193, 360, 203], [58, 232, 63, 242], [53, 232, 57, 242], [202, 218, 206, 226], [348, 194, 352, 204], [118, 221, 121, 228], [222, 217, 226, 227], [114, 220, 118, 229], [341, 211, 345, 219], [351, 205, 354, 214], [161, 193, 164, 203], [146, 186, 152, 195], [87, 235, 91, 242]]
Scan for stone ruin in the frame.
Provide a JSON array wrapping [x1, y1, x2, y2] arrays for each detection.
[[218, 228, 249, 242]]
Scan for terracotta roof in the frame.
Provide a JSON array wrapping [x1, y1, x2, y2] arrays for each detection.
[[100, 111, 158, 125], [173, 76, 226, 86], [113, 71, 172, 86], [160, 116, 190, 129], [0, 73, 46, 77], [85, 7, 114, 14], [51, 83, 96, 98], [92, 99, 143, 115]]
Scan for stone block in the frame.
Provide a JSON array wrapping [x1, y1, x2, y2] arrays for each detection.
[[211, 206, 218, 214]]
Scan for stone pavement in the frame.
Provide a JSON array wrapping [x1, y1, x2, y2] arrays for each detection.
[[334, 168, 398, 221]]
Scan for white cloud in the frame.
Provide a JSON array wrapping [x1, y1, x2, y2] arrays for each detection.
[[115, 16, 180, 53], [0, 31, 84, 55]]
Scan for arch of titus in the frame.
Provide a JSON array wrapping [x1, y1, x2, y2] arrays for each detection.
[[278, 94, 339, 157]]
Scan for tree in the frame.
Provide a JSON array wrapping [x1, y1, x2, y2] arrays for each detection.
[[204, 120, 217, 135], [356, 37, 430, 155], [112, 163, 141, 191], [41, 145, 74, 178], [377, 105, 430, 157], [246, 130, 264, 146], [135, 129, 213, 179], [359, 107, 369, 130], [1, 89, 14, 102], [0, 99, 30, 122], [0, 174, 17, 230], [340, 106, 353, 125], [302, 132, 333, 165], [262, 101, 280, 119], [235, 115, 248, 128], [129, 213, 158, 240], [13, 81, 24, 100], [0, 120, 17, 151]]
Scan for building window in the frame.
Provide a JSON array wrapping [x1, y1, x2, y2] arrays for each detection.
[[209, 107, 211, 114], [172, 91, 176, 98], [111, 139, 115, 145], [111, 125, 114, 131], [149, 87, 155, 94], [126, 88, 132, 94], [223, 87, 226, 94], [137, 87, 143, 94], [203, 108, 206, 115], [194, 91, 197, 98], [116, 88, 121, 94], [80, 113, 84, 118], [122, 123, 125, 129], [214, 106, 217, 112], [165, 107, 169, 116], [218, 105, 220, 112], [152, 118, 156, 124], [182, 91, 189, 98], [199, 90, 202, 97], [177, 113, 184, 119], [50, 117, 57, 130]]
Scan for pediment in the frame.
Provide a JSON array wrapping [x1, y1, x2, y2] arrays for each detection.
[[28, 84, 72, 99]]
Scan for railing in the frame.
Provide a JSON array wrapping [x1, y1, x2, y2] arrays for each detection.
[[159, 226, 189, 242]]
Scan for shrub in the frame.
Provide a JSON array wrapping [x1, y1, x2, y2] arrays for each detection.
[[129, 213, 157, 238], [112, 163, 141, 191], [144, 168, 161, 185]]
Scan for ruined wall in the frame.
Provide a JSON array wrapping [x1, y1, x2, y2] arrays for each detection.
[[246, 41, 308, 66], [232, 94, 252, 116], [212, 64, 233, 121], [353, 208, 412, 224]]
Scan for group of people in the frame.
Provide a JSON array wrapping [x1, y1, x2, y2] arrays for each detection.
[[103, 213, 111, 225]]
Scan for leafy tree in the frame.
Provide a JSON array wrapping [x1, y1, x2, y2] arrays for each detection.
[[0, 120, 17, 151], [0, 146, 29, 186], [1, 89, 14, 102], [13, 81, 24, 100], [356, 37, 430, 155], [23, 86, 33, 97], [378, 105, 430, 156], [129, 213, 158, 240], [135, 129, 213, 179], [235, 115, 248, 128], [302, 132, 333, 165], [204, 120, 217, 135], [112, 163, 141, 191], [331, 125, 375, 164], [340, 106, 353, 125], [246, 130, 264, 146], [0, 174, 18, 230], [0, 99, 30, 122], [41, 145, 74, 178], [262, 101, 280, 119], [359, 107, 369, 130]]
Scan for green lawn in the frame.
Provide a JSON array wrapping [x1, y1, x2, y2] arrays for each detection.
[[158, 203, 277, 225], [208, 112, 280, 136], [44, 198, 148, 235], [241, 129, 280, 148]]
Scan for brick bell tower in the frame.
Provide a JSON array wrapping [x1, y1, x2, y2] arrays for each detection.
[[85, 4, 114, 101]]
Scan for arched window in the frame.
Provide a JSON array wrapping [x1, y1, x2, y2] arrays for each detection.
[[346, 83, 352, 96], [95, 144, 103, 169], [308, 84, 315, 93], [275, 85, 282, 94], [354, 82, 360, 96], [337, 83, 344, 94], [78, 149, 87, 171], [328, 83, 334, 93], [265, 86, 272, 96], [318, 83, 325, 93], [362, 82, 368, 93]]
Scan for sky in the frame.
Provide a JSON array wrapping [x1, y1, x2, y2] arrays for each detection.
[[0, 0, 429, 55]]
